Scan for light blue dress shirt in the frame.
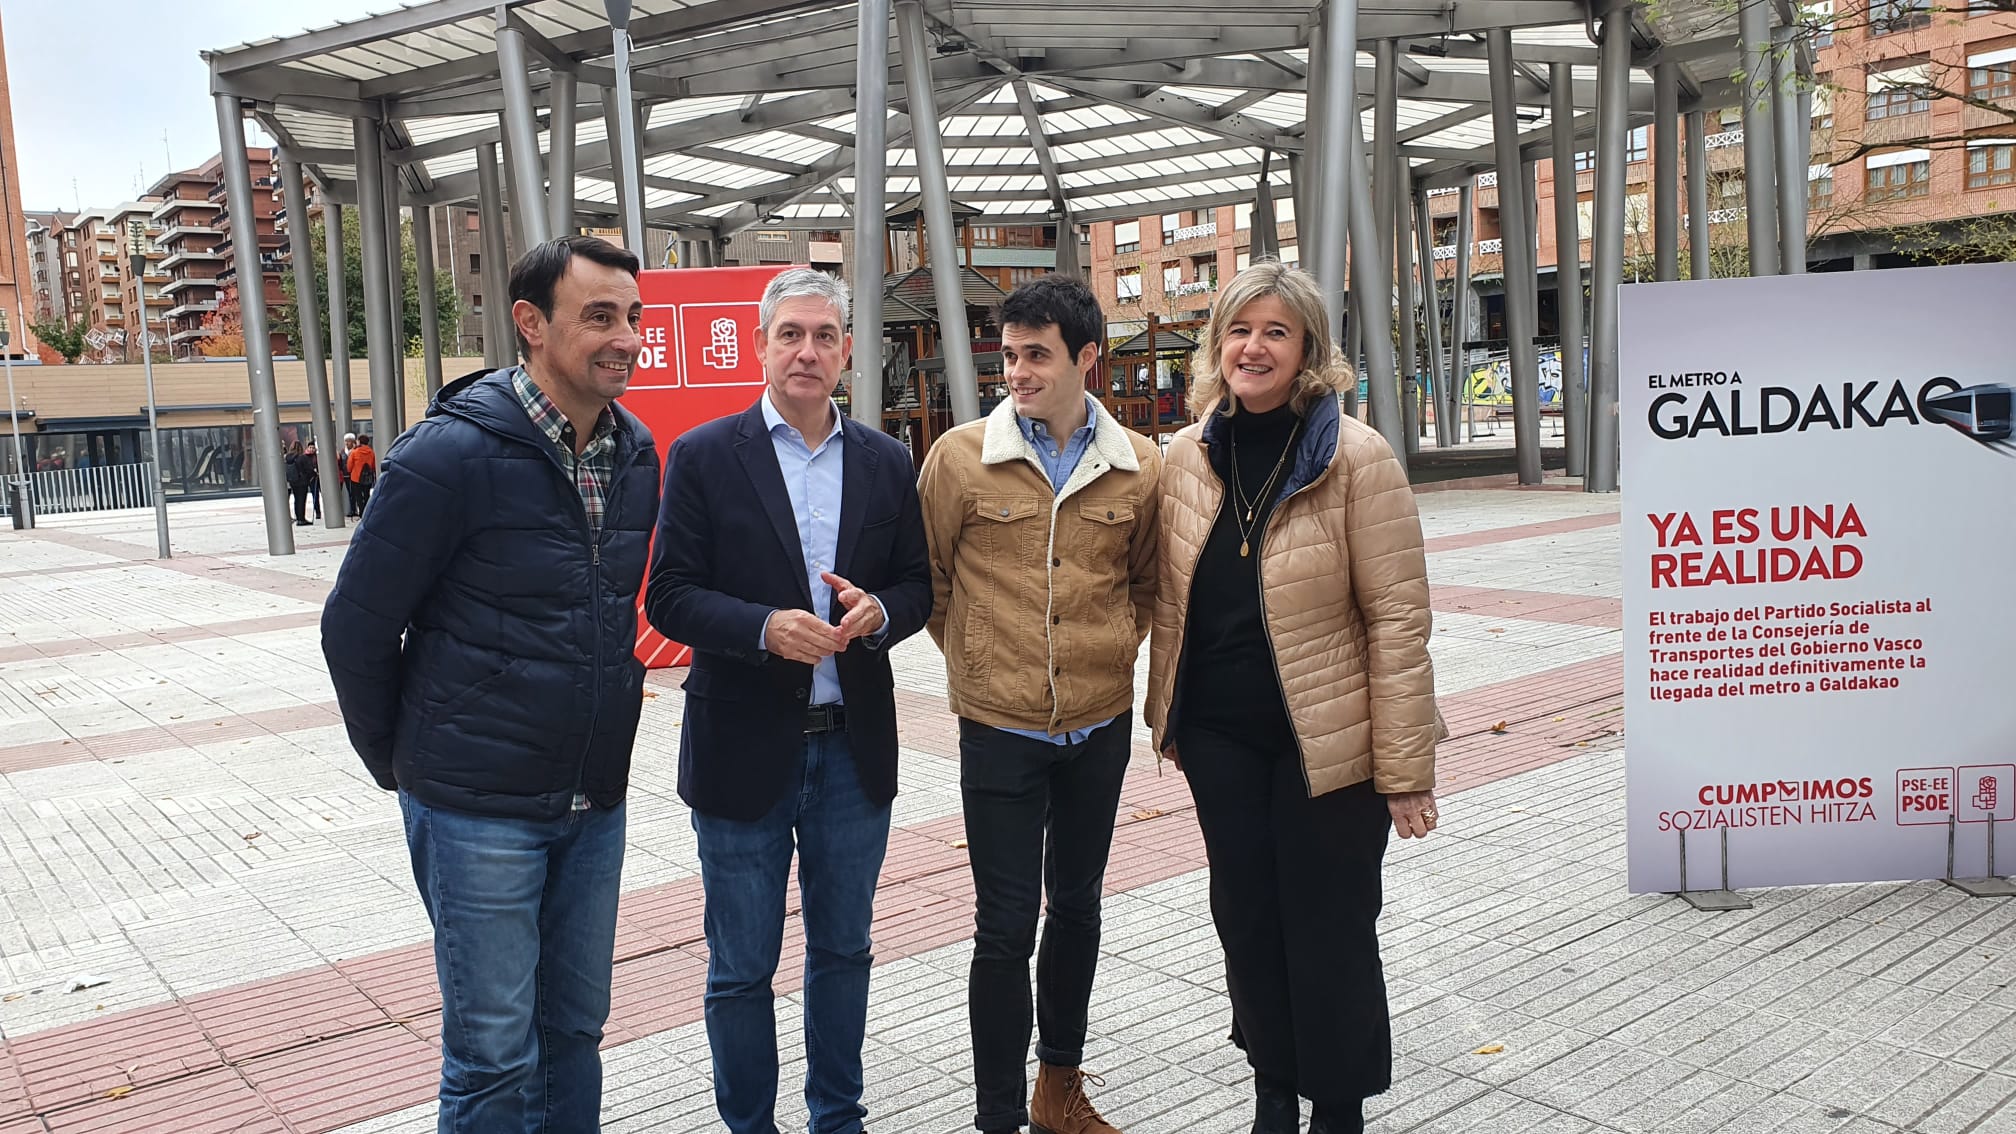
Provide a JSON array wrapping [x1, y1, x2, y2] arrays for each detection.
[[1002, 395, 1117, 746], [755, 394, 885, 706]]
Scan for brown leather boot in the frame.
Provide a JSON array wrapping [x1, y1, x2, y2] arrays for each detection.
[[1030, 1064, 1123, 1134]]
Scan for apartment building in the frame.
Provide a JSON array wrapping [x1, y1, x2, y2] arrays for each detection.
[[0, 6, 30, 360], [23, 210, 70, 324], [213, 148, 288, 356], [151, 166, 228, 356]]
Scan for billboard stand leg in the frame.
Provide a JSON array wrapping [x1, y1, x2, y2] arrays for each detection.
[[1676, 827, 1753, 911], [1946, 814, 2016, 899]]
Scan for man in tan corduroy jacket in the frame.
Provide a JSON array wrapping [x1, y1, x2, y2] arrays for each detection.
[[919, 276, 1159, 1134]]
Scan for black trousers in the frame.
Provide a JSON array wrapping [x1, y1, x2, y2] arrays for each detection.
[[290, 485, 310, 523], [958, 712, 1133, 1133], [1175, 723, 1393, 1107]]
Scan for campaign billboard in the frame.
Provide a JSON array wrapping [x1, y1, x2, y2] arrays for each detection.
[[1621, 262, 2016, 892], [622, 265, 788, 668]]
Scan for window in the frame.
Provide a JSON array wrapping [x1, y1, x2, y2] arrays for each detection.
[[1573, 150, 1596, 173], [1866, 158, 1930, 200], [1970, 62, 2015, 102], [1810, 168, 1835, 209], [1161, 213, 1182, 241], [1813, 0, 1834, 46], [1865, 82, 1930, 121], [1627, 127, 1649, 163], [1277, 243, 1299, 266], [1114, 221, 1141, 254], [468, 253, 480, 274], [1275, 198, 1295, 225], [1234, 203, 1253, 230], [464, 213, 481, 231], [1869, 0, 1931, 34], [1813, 76, 1835, 128], [1968, 143, 2015, 189], [1116, 269, 1142, 301], [1236, 251, 1252, 272], [1163, 264, 1183, 292]]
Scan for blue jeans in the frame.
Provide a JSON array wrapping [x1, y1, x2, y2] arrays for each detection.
[[400, 791, 626, 1134], [692, 731, 893, 1134]]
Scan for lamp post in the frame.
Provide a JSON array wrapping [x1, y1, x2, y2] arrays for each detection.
[[128, 220, 171, 558], [0, 311, 25, 526]]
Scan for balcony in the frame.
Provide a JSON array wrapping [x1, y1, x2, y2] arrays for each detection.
[[98, 250, 118, 263], [1169, 278, 1218, 298], [1962, 96, 2016, 132], [166, 299, 219, 321], [162, 222, 219, 243], [98, 266, 120, 281], [1170, 221, 1218, 243], [160, 276, 219, 297], [144, 295, 173, 308], [1861, 111, 1932, 148], [151, 195, 221, 222], [160, 248, 226, 271]]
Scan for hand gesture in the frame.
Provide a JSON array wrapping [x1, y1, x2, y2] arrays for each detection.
[[821, 571, 885, 645], [1386, 790, 1440, 839], [764, 609, 842, 665]]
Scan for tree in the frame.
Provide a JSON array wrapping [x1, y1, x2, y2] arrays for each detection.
[[276, 213, 464, 360], [198, 280, 248, 357], [27, 316, 87, 364]]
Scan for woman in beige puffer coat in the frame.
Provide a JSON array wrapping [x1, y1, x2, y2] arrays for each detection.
[[1144, 260, 1443, 1134]]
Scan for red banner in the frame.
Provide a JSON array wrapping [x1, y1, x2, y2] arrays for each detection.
[[622, 265, 790, 668]]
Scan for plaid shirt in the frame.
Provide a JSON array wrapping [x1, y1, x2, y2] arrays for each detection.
[[510, 367, 620, 532]]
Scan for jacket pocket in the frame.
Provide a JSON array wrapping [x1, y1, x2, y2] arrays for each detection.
[[958, 495, 1045, 684], [1075, 500, 1135, 570]]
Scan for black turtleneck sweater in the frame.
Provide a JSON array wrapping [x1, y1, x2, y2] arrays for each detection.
[[1175, 400, 1304, 751]]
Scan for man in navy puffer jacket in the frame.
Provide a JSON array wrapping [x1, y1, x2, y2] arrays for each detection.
[[321, 234, 659, 1133]]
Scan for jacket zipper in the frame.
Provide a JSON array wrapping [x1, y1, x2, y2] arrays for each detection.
[[1254, 477, 1319, 797], [537, 431, 620, 810]]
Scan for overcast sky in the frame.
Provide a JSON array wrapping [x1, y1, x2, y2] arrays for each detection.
[[6, 0, 383, 212]]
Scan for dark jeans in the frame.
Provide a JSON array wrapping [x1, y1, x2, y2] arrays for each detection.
[[399, 791, 626, 1134], [290, 485, 311, 523], [348, 480, 372, 516], [692, 730, 892, 1134], [958, 712, 1132, 1133], [1175, 724, 1393, 1107]]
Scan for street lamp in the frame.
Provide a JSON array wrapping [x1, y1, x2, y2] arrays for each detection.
[[128, 220, 171, 558], [0, 309, 26, 527]]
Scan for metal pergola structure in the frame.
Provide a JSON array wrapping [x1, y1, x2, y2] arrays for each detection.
[[203, 0, 1815, 554]]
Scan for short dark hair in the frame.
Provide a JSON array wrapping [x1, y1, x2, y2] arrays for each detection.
[[507, 234, 642, 360], [996, 274, 1105, 360]]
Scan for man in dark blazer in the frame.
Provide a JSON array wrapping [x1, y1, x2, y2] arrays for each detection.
[[645, 267, 931, 1134]]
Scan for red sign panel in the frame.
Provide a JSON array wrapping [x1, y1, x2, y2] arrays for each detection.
[[622, 265, 789, 668]]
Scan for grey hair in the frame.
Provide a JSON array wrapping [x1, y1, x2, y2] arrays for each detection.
[[758, 267, 851, 333]]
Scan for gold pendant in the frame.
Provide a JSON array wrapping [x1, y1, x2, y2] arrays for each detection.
[[1239, 540, 1250, 557], [1244, 508, 1254, 522]]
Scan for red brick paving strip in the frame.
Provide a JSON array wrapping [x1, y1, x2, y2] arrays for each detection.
[[1423, 511, 1618, 553], [0, 654, 1622, 1132]]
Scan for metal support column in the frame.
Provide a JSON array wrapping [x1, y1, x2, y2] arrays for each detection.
[[548, 71, 579, 238], [1737, 0, 1781, 276], [381, 150, 407, 435], [279, 155, 343, 529], [1412, 189, 1447, 447], [1395, 158, 1420, 456], [1587, 3, 1631, 492], [324, 202, 352, 433], [1654, 63, 1682, 282], [1552, 62, 1589, 477], [1686, 110, 1711, 279], [1300, 21, 1325, 252], [1346, 110, 1405, 468], [895, 0, 978, 423], [1287, 152, 1309, 253], [851, 0, 890, 428], [1253, 165, 1280, 263], [355, 118, 402, 450], [606, 12, 647, 254], [413, 203, 444, 397], [1452, 178, 1475, 440], [1772, 25, 1807, 273], [476, 143, 513, 367], [496, 14, 552, 247], [1487, 29, 1542, 485], [218, 96, 293, 554], [1374, 40, 1399, 277], [1311, 0, 1357, 351]]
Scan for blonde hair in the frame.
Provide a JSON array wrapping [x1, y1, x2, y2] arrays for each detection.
[[1187, 259, 1353, 419]]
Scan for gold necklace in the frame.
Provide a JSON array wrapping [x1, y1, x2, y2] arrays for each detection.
[[1229, 416, 1299, 557]]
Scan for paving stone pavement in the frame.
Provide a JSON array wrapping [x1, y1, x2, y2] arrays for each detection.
[[0, 489, 2009, 1134]]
